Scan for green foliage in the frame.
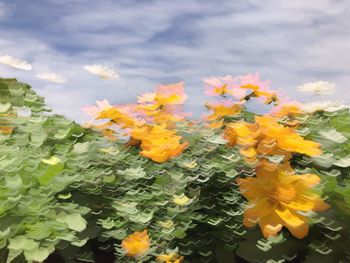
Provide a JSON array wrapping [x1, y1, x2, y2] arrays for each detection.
[[1, 78, 350, 262]]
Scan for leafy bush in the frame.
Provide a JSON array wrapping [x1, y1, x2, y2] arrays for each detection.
[[0, 76, 350, 262]]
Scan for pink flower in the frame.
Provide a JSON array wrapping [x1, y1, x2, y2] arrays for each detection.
[[155, 81, 187, 104], [240, 73, 271, 92], [82, 99, 112, 117], [204, 76, 246, 99]]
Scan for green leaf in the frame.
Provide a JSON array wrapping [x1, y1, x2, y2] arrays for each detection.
[[57, 213, 87, 232], [72, 142, 90, 154], [36, 162, 64, 185], [8, 236, 38, 251], [23, 245, 54, 262], [0, 103, 11, 113]]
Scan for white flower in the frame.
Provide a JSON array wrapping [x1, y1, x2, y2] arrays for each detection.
[[297, 81, 336, 95], [0, 55, 32, 71], [83, 64, 119, 80], [36, 72, 67, 84], [301, 101, 346, 113], [319, 129, 347, 144]]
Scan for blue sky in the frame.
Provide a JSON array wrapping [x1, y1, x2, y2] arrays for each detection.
[[0, 0, 349, 121]]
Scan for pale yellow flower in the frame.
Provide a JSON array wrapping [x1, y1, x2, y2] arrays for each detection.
[[41, 156, 61, 165], [172, 194, 192, 206]]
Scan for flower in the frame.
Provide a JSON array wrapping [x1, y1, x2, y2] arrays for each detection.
[[82, 99, 112, 118], [224, 116, 322, 163], [41, 156, 61, 165], [204, 76, 245, 99], [36, 72, 67, 84], [121, 230, 150, 258], [84, 64, 119, 79], [205, 100, 242, 121], [0, 125, 14, 134], [270, 99, 302, 118], [255, 116, 322, 156], [172, 194, 192, 206], [97, 105, 143, 129], [301, 101, 346, 113], [237, 166, 329, 239], [155, 82, 187, 105], [297, 81, 336, 95], [131, 124, 189, 163], [0, 55, 32, 70], [157, 252, 184, 263], [239, 73, 277, 104], [137, 82, 189, 125], [240, 73, 271, 92]]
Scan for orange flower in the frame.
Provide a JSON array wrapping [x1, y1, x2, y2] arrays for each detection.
[[0, 112, 15, 134], [272, 104, 302, 118], [155, 82, 187, 105], [0, 125, 14, 134], [207, 120, 224, 129], [237, 167, 329, 239], [97, 106, 143, 129], [225, 116, 321, 164], [121, 230, 150, 258], [131, 124, 189, 162], [137, 82, 188, 125], [205, 101, 242, 121], [255, 116, 321, 156], [224, 122, 259, 147]]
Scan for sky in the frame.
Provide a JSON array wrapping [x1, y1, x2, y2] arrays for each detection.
[[0, 0, 349, 122]]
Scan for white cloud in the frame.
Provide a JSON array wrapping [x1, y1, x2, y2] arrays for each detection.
[[84, 64, 120, 80], [0, 54, 32, 70], [36, 72, 67, 84]]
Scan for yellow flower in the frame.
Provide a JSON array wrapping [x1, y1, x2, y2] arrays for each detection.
[[272, 104, 301, 118], [173, 194, 192, 206], [157, 252, 184, 263], [136, 82, 188, 126], [213, 84, 230, 96], [97, 107, 142, 129], [131, 124, 189, 163], [158, 220, 174, 228], [205, 102, 242, 121], [121, 230, 150, 258], [155, 82, 187, 105], [224, 122, 259, 147], [41, 156, 61, 165], [237, 167, 329, 239], [255, 116, 321, 156]]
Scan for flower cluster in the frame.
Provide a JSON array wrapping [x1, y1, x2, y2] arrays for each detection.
[[237, 162, 329, 239], [86, 73, 330, 254], [204, 75, 329, 239], [85, 82, 189, 162]]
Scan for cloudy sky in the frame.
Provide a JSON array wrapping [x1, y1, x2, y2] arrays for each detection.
[[0, 0, 349, 121]]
